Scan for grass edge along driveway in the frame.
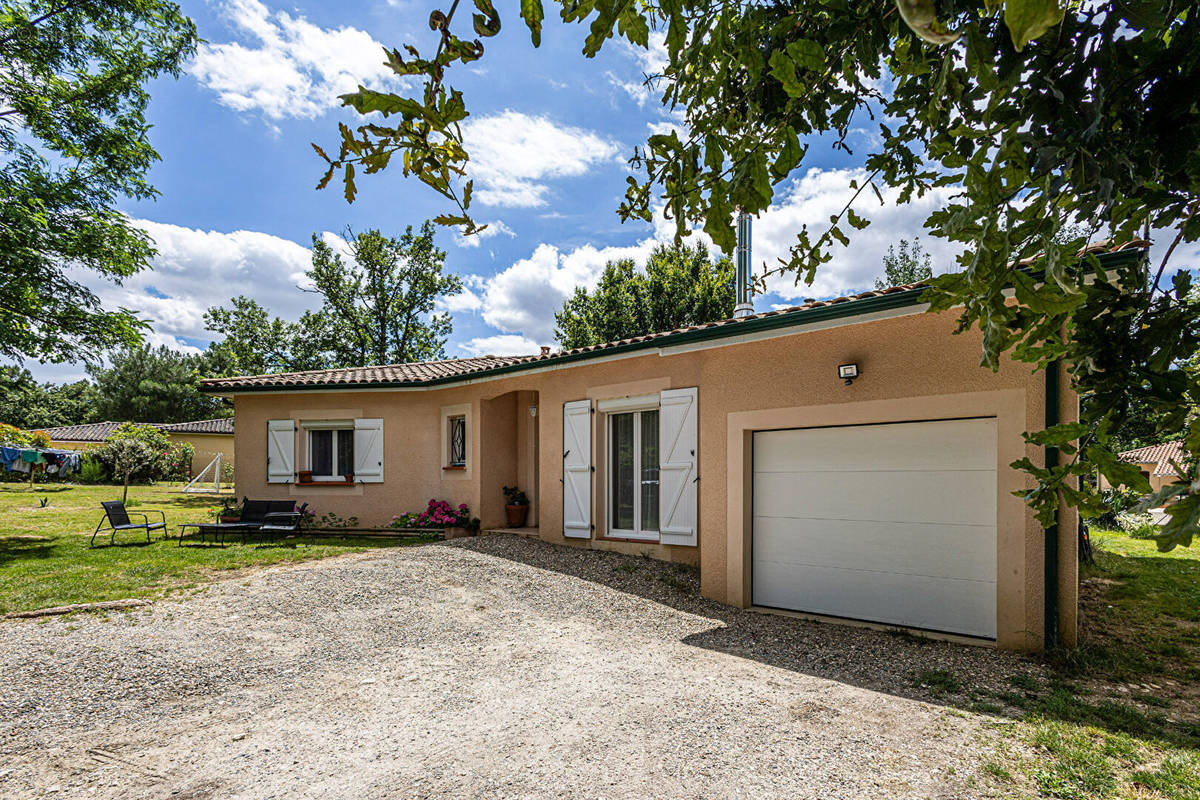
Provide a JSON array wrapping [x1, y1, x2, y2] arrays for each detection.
[[0, 483, 430, 615]]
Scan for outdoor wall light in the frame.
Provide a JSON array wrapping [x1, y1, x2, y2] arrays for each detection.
[[838, 363, 859, 385]]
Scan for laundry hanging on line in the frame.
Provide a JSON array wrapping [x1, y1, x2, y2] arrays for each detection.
[[0, 446, 82, 478]]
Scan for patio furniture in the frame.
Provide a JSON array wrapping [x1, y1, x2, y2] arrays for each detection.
[[178, 498, 304, 546], [256, 503, 308, 544], [92, 501, 167, 548]]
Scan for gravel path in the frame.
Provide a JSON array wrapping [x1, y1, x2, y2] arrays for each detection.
[[0, 535, 1040, 799]]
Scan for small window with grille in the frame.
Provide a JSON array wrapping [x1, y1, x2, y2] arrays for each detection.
[[448, 415, 466, 467]]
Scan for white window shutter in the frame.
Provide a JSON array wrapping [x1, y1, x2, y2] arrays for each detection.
[[562, 400, 592, 539], [354, 418, 384, 483], [659, 388, 698, 546], [267, 420, 295, 484]]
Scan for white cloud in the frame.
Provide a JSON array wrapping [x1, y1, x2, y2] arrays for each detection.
[[73, 219, 319, 350], [461, 111, 622, 207], [479, 240, 658, 342], [465, 166, 963, 349], [751, 168, 962, 300], [457, 334, 543, 357], [452, 219, 515, 248], [609, 32, 668, 107], [190, 0, 400, 120]]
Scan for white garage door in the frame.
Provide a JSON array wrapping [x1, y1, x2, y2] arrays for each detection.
[[752, 418, 998, 638]]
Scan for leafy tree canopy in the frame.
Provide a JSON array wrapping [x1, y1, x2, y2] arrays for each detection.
[[204, 296, 330, 376], [87, 345, 229, 423], [0, 366, 100, 429], [321, 0, 1200, 549], [305, 223, 463, 365], [876, 239, 933, 290], [554, 242, 734, 349], [0, 0, 197, 364]]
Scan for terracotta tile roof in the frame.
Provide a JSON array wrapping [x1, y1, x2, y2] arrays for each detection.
[[37, 421, 125, 442], [199, 239, 1150, 393], [38, 418, 234, 442], [158, 418, 234, 435], [1119, 440, 1186, 477]]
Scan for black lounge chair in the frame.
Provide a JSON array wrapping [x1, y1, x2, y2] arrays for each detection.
[[256, 502, 308, 544], [92, 500, 167, 547]]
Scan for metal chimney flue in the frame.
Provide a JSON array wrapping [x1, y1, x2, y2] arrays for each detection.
[[733, 209, 753, 318]]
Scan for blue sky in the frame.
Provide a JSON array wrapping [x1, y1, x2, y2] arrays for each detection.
[[22, 0, 981, 381]]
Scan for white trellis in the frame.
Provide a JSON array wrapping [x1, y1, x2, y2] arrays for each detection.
[[182, 453, 225, 493]]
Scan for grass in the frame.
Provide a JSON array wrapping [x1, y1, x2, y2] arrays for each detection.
[[0, 483, 433, 615], [975, 528, 1200, 799]]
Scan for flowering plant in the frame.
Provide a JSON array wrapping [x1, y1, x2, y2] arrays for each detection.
[[390, 499, 479, 532]]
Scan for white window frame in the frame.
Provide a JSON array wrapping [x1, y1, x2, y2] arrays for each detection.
[[306, 425, 354, 480], [606, 407, 661, 542]]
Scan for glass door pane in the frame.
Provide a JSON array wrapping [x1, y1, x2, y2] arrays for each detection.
[[610, 413, 635, 530], [310, 429, 333, 476], [640, 410, 660, 532], [336, 429, 354, 476]]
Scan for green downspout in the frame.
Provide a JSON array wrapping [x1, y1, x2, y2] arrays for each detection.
[[1044, 360, 1060, 651]]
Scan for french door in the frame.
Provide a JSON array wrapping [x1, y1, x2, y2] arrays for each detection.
[[608, 410, 660, 540]]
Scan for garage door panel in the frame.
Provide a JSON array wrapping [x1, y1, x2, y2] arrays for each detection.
[[754, 418, 997, 474], [751, 418, 998, 639], [750, 561, 997, 639], [752, 516, 996, 583], [753, 469, 996, 527]]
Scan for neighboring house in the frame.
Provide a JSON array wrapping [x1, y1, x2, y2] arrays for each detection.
[[199, 245, 1147, 653], [1100, 440, 1186, 494], [38, 418, 235, 476]]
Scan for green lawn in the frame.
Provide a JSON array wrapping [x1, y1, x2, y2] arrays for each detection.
[[0, 483, 429, 615], [975, 529, 1200, 800]]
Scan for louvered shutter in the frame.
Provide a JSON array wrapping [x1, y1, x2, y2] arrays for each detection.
[[562, 400, 592, 538], [658, 388, 698, 546], [354, 418, 384, 483], [267, 420, 295, 484]]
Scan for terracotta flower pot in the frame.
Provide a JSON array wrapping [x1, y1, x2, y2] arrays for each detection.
[[298, 470, 313, 484], [219, 514, 240, 524], [504, 504, 529, 527]]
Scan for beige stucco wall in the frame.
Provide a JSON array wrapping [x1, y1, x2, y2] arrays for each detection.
[[231, 307, 1077, 651], [170, 433, 234, 478]]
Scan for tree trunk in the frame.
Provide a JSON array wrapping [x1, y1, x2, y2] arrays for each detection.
[[122, 472, 129, 503]]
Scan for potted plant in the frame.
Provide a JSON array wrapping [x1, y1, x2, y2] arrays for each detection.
[[503, 486, 530, 527], [298, 469, 313, 484], [217, 497, 242, 523]]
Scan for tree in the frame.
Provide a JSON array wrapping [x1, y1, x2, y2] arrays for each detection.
[[96, 422, 169, 502], [203, 296, 330, 376], [88, 345, 228, 423], [305, 223, 463, 365], [875, 239, 933, 290], [554, 242, 734, 349], [0, 367, 100, 429], [320, 2, 1200, 549], [0, 0, 197, 364]]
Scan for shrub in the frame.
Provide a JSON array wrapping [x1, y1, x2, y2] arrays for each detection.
[[161, 442, 194, 482], [0, 423, 34, 447], [78, 455, 108, 484], [1093, 487, 1144, 529], [390, 499, 479, 531], [1116, 511, 1161, 540]]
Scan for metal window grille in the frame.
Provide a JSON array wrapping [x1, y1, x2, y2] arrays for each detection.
[[449, 416, 466, 466]]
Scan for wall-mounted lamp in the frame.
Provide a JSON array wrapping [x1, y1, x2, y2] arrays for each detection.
[[529, 406, 538, 418], [838, 363, 859, 385]]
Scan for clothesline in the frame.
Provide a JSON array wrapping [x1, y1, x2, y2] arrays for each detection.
[[0, 446, 84, 478]]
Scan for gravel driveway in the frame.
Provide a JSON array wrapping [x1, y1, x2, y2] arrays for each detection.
[[0, 535, 1039, 799]]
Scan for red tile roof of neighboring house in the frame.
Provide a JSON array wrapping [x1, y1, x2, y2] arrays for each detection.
[[158, 418, 235, 435], [1119, 440, 1186, 477], [199, 240, 1150, 394], [38, 418, 233, 442]]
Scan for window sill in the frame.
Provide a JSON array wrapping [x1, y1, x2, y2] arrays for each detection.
[[295, 480, 355, 487], [442, 465, 466, 471]]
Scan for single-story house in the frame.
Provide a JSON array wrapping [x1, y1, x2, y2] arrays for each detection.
[[1099, 440, 1186, 494], [199, 244, 1147, 652], [38, 418, 235, 476]]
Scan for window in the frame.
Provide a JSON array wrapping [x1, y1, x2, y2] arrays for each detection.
[[448, 415, 466, 466], [608, 409, 659, 539], [309, 428, 354, 480]]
